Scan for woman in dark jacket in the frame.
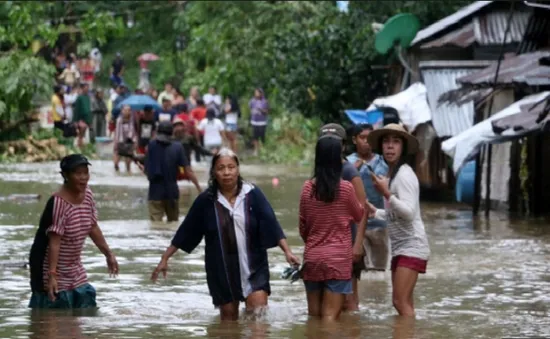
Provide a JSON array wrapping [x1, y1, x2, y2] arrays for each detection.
[[152, 148, 300, 321]]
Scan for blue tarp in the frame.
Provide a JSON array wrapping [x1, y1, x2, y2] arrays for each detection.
[[344, 109, 384, 128]]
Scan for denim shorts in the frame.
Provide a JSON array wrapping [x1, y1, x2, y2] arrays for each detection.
[[303, 279, 352, 294], [225, 123, 238, 132]]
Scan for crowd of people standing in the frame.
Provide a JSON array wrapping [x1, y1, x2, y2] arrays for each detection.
[[49, 49, 272, 169]]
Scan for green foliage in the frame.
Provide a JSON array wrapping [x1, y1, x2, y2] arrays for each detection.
[[259, 110, 321, 165], [0, 52, 56, 140], [0, 1, 121, 142]]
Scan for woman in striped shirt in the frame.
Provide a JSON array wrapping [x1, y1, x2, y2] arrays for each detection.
[[365, 124, 430, 317], [299, 135, 364, 321], [29, 154, 119, 309]]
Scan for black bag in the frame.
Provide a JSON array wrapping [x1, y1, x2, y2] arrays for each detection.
[[63, 123, 78, 138], [117, 140, 135, 157]]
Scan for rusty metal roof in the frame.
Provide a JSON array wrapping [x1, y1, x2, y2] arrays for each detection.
[[412, 1, 494, 46], [492, 94, 550, 134], [457, 50, 550, 86], [420, 61, 493, 137], [421, 23, 475, 49], [474, 10, 531, 45], [420, 10, 531, 49]]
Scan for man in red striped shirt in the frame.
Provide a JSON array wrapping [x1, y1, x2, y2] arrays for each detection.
[[29, 154, 118, 309]]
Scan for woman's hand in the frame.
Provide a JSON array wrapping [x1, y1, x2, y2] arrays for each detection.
[[47, 275, 58, 302], [371, 174, 391, 198], [151, 259, 169, 282], [106, 253, 119, 277], [285, 251, 301, 267], [365, 200, 377, 218], [352, 241, 364, 263], [354, 159, 364, 170]]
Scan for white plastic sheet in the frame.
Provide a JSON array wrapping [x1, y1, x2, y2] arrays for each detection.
[[366, 82, 432, 132], [441, 91, 550, 174]]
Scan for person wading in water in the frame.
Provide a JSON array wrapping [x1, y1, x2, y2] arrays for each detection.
[[142, 121, 201, 222], [299, 135, 364, 321], [28, 154, 118, 309], [318, 123, 367, 311], [365, 123, 430, 317], [152, 148, 300, 321]]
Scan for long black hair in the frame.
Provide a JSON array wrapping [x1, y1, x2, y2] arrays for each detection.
[[379, 134, 408, 185], [312, 136, 343, 203], [206, 107, 216, 122], [229, 94, 241, 117], [207, 149, 244, 200]]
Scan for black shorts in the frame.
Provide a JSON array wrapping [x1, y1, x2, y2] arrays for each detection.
[[252, 125, 266, 142]]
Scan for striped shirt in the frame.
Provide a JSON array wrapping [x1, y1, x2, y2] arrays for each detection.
[[374, 165, 430, 260], [299, 180, 364, 281], [43, 188, 98, 291]]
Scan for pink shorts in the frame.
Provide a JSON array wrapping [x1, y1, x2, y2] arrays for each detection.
[[391, 255, 427, 274]]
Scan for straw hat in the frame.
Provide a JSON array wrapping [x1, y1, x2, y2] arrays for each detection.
[[367, 123, 419, 155]]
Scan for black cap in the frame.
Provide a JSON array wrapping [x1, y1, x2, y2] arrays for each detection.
[[319, 123, 346, 140], [60, 154, 91, 172], [156, 121, 173, 143]]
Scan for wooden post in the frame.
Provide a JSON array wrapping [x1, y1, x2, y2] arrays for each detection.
[[484, 144, 492, 216], [473, 146, 483, 216]]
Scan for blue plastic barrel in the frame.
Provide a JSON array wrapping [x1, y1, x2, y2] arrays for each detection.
[[455, 161, 476, 205]]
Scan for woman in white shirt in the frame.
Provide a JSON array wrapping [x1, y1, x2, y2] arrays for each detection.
[[365, 123, 430, 317], [223, 95, 240, 153], [198, 108, 226, 154]]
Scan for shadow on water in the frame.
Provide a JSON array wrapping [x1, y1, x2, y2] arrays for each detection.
[[1, 160, 550, 338]]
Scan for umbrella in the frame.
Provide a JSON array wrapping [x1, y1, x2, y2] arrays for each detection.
[[116, 94, 161, 111], [137, 53, 160, 62]]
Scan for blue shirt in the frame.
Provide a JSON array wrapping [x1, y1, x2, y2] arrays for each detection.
[[145, 140, 189, 201], [346, 153, 388, 228]]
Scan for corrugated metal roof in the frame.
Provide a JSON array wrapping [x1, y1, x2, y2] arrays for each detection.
[[492, 94, 550, 134], [420, 10, 531, 49], [420, 23, 475, 49], [421, 67, 487, 137], [457, 50, 550, 85], [411, 1, 494, 46], [442, 91, 550, 174], [517, 10, 550, 53], [474, 10, 531, 45]]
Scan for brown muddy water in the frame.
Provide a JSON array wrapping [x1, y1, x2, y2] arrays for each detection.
[[0, 160, 549, 339]]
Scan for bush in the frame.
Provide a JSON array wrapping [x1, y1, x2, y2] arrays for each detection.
[[258, 111, 321, 165]]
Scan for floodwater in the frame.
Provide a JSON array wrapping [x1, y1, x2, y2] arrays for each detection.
[[0, 161, 549, 339]]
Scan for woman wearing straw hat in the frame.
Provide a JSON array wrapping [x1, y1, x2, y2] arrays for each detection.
[[365, 123, 430, 317]]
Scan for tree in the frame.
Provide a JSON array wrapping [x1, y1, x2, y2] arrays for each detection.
[[0, 1, 123, 141]]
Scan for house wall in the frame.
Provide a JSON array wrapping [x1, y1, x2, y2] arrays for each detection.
[[528, 131, 550, 215], [479, 89, 515, 209]]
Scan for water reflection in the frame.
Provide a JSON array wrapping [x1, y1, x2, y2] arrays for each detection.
[[28, 309, 97, 339], [206, 321, 270, 339]]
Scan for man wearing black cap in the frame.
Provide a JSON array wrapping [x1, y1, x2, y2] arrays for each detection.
[[29, 154, 118, 309], [318, 123, 367, 311], [143, 121, 201, 222]]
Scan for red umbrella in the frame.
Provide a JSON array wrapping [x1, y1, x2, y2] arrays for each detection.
[[137, 53, 160, 62]]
